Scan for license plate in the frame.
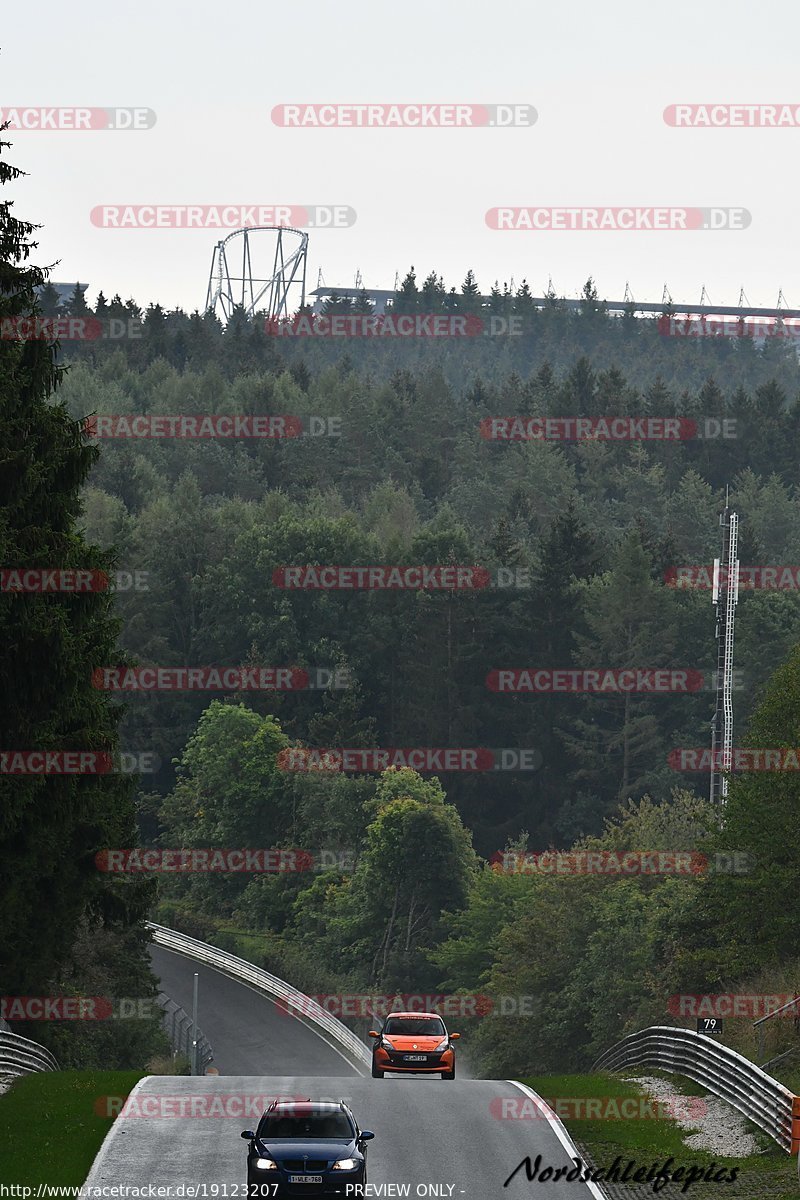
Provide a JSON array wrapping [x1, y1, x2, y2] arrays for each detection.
[[404, 1054, 427, 1061], [288, 1176, 323, 1184]]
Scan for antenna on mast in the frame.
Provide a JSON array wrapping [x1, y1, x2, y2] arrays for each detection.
[[710, 494, 739, 808]]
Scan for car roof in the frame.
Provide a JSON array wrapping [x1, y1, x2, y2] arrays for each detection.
[[385, 1011, 444, 1019], [267, 1100, 347, 1113]]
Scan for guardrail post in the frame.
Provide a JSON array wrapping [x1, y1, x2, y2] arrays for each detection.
[[190, 972, 199, 1076], [792, 1095, 800, 1156], [176, 1012, 189, 1058]]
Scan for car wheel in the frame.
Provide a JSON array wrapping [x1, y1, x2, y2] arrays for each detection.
[[441, 1067, 455, 1079], [371, 1059, 384, 1078]]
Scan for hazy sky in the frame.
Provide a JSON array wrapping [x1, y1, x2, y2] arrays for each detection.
[[2, 1, 798, 313]]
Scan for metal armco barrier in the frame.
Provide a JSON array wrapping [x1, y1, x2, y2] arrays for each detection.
[[0, 1030, 59, 1079], [157, 991, 214, 1074], [593, 1024, 798, 1153], [147, 923, 371, 1069]]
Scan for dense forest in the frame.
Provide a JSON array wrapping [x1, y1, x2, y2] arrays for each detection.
[[50, 276, 800, 852], [6, 136, 800, 1075]]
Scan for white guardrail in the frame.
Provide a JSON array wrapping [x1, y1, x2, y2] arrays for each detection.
[[0, 1029, 59, 1078], [147, 923, 371, 1070], [593, 1025, 798, 1154]]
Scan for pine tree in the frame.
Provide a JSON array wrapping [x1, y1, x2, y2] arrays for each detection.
[[460, 269, 481, 314], [38, 281, 62, 317], [563, 532, 679, 808], [108, 293, 127, 321], [392, 268, 419, 315], [352, 288, 373, 314], [65, 282, 90, 316], [558, 356, 597, 417], [321, 290, 353, 315], [579, 276, 601, 317], [0, 133, 148, 994], [421, 271, 446, 312], [514, 279, 534, 317], [488, 281, 504, 314]]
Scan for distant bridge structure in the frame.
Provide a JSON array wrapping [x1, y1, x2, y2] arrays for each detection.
[[309, 284, 800, 321]]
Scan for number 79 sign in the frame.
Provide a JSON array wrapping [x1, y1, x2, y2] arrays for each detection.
[[697, 1017, 723, 1035]]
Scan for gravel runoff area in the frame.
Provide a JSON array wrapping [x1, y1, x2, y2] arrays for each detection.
[[572, 1073, 789, 1198], [624, 1074, 761, 1158]]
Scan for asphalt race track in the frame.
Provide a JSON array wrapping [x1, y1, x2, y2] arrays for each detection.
[[150, 945, 359, 1076], [85, 1075, 606, 1198], [117, 945, 606, 1197]]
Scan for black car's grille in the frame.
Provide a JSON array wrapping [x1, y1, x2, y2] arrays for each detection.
[[282, 1160, 329, 1171]]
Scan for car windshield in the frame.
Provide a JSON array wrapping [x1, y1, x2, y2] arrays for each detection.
[[259, 1112, 353, 1140], [384, 1017, 446, 1037]]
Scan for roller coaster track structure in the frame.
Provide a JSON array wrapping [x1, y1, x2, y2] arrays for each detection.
[[205, 226, 308, 322]]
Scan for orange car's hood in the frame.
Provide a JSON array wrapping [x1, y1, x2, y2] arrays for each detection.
[[383, 1036, 444, 1050]]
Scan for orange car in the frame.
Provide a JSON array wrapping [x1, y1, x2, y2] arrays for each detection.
[[368, 1011, 460, 1079]]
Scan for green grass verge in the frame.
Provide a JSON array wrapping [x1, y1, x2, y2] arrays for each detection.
[[518, 1072, 797, 1196], [0, 1070, 144, 1186]]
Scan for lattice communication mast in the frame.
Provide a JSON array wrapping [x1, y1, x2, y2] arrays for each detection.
[[710, 501, 740, 805], [205, 226, 308, 322]]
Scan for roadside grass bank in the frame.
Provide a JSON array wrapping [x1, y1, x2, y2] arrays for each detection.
[[518, 1072, 796, 1197], [0, 1070, 144, 1186]]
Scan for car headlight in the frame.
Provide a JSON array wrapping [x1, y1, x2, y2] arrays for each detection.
[[433, 1038, 450, 1052], [254, 1158, 277, 1171], [380, 1037, 393, 1050], [332, 1158, 358, 1171]]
